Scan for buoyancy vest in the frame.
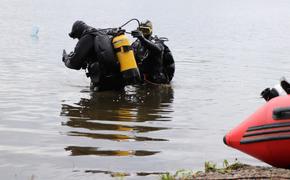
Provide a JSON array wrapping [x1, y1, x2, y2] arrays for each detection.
[[92, 31, 118, 72], [154, 36, 175, 82], [162, 43, 175, 82], [83, 30, 120, 88]]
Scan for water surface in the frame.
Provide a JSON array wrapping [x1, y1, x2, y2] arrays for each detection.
[[1, 0, 290, 179]]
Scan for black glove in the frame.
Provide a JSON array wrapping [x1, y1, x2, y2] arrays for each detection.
[[131, 30, 144, 39], [62, 49, 68, 62]]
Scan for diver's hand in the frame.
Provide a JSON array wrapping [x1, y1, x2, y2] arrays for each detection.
[[62, 50, 74, 62], [62, 49, 67, 62], [131, 30, 144, 39], [68, 51, 74, 57]]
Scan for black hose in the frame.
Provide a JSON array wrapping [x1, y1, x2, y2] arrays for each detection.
[[96, 18, 141, 35], [119, 18, 140, 29]]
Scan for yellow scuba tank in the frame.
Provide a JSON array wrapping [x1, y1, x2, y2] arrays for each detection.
[[112, 30, 140, 85]]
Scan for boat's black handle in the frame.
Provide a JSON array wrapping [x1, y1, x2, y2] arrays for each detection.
[[273, 106, 290, 120]]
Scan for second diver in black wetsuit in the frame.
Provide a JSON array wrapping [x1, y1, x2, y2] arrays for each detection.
[[131, 20, 175, 84]]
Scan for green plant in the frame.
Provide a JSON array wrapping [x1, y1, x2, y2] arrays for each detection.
[[111, 172, 129, 180], [205, 161, 217, 173], [160, 173, 175, 180], [160, 169, 194, 180], [160, 159, 246, 180], [205, 159, 244, 174]]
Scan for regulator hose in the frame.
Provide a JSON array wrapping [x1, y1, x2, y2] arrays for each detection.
[[97, 18, 141, 35], [119, 18, 140, 29]]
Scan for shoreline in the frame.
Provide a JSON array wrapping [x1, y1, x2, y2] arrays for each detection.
[[161, 161, 290, 180], [193, 164, 290, 179]]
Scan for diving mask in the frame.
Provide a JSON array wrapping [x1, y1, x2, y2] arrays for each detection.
[[138, 26, 152, 36]]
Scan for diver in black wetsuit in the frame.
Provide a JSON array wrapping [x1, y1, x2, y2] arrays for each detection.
[[62, 20, 122, 91], [131, 20, 175, 84]]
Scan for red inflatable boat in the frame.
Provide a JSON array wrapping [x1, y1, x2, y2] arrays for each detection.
[[224, 95, 290, 168]]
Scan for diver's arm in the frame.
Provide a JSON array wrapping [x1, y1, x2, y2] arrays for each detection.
[[138, 36, 163, 53], [131, 30, 163, 53], [63, 35, 94, 70], [131, 40, 141, 62]]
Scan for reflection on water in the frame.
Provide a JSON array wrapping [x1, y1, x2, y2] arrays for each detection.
[[65, 146, 160, 156], [66, 131, 167, 142], [61, 84, 174, 157], [3, 0, 290, 178], [84, 169, 164, 177], [61, 85, 174, 122]]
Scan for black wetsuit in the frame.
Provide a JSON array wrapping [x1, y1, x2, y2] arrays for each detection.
[[63, 24, 122, 91], [132, 36, 174, 84], [64, 31, 95, 70]]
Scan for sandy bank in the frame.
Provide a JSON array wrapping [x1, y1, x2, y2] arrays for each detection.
[[193, 164, 290, 179]]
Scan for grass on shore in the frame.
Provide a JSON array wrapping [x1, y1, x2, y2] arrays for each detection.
[[160, 159, 244, 180]]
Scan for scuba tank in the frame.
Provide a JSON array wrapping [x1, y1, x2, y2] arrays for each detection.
[[112, 29, 141, 85]]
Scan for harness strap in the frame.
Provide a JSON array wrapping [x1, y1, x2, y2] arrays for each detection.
[[115, 45, 133, 53]]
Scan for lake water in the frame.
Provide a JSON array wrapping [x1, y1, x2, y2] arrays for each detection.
[[1, 0, 290, 179]]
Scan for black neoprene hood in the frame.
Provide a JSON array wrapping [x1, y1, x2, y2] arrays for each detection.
[[69, 20, 89, 39]]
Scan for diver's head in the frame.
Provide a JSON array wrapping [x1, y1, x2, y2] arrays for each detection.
[[138, 20, 153, 38], [69, 20, 90, 39]]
